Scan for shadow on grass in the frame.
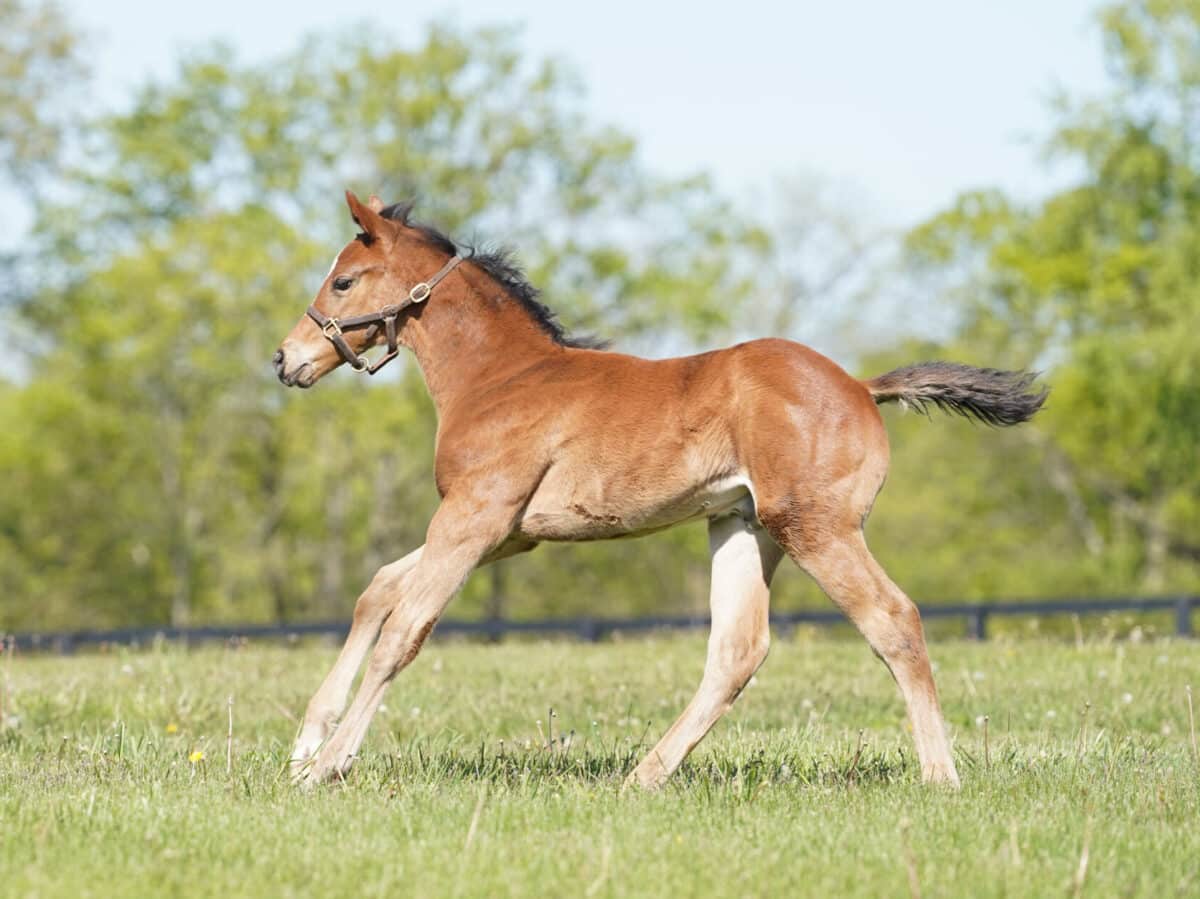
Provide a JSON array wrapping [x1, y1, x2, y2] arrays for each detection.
[[355, 740, 915, 791]]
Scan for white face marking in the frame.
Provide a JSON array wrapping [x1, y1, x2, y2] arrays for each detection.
[[324, 251, 341, 281]]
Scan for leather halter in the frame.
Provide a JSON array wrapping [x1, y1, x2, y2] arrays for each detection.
[[305, 253, 465, 375]]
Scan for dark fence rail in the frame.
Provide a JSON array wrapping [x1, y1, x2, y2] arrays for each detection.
[[6, 595, 1196, 654]]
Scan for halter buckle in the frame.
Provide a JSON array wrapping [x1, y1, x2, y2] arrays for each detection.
[[408, 282, 431, 304], [321, 318, 343, 338]]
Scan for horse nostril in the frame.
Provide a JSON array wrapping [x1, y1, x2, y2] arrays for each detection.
[[273, 349, 284, 369]]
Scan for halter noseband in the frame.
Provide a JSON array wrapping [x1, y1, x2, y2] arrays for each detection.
[[305, 253, 465, 375]]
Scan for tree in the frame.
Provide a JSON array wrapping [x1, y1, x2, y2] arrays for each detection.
[[743, 173, 889, 349], [904, 0, 1200, 594], [0, 0, 86, 192], [1, 23, 770, 629]]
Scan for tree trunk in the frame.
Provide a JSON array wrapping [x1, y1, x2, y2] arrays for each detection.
[[1141, 498, 1170, 593], [159, 404, 193, 628], [319, 459, 347, 616]]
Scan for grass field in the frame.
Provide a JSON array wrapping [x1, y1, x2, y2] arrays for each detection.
[[1, 633, 1198, 898]]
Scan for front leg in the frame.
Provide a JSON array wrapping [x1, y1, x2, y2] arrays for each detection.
[[290, 546, 424, 776], [301, 493, 523, 785]]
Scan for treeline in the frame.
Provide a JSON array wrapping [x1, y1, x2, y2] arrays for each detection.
[[1, 0, 1198, 631]]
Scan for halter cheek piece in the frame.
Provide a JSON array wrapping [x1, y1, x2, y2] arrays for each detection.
[[305, 253, 465, 375]]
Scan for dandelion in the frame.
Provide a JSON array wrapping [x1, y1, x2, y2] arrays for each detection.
[[165, 722, 179, 734], [1121, 692, 1133, 704], [188, 749, 205, 764], [1045, 710, 1057, 719]]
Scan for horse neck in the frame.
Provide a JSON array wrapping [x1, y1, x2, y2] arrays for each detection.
[[403, 269, 560, 417]]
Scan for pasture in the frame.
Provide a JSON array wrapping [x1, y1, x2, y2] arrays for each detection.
[[1, 634, 1197, 898]]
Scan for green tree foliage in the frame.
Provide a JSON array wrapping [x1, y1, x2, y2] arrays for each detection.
[[7, 2, 1198, 634], [2, 23, 769, 630], [900, 0, 1200, 595], [0, 0, 85, 192]]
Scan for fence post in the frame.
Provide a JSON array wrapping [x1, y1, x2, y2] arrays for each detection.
[[53, 634, 76, 655], [1175, 597, 1194, 638], [967, 606, 988, 641]]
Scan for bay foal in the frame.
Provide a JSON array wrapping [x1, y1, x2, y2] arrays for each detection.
[[275, 192, 1046, 788]]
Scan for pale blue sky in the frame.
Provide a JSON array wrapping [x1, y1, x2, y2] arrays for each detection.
[[58, 0, 1110, 227]]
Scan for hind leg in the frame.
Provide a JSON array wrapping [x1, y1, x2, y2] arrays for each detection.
[[765, 510, 959, 785], [626, 508, 783, 789]]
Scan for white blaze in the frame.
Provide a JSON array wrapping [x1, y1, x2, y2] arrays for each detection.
[[324, 251, 341, 281]]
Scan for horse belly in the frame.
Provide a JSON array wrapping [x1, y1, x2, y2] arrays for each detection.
[[517, 474, 753, 542]]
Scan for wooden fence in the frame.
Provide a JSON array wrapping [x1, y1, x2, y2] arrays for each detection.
[[7, 595, 1196, 653]]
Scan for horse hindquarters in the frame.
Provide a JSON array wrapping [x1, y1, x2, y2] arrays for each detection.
[[742, 358, 959, 786]]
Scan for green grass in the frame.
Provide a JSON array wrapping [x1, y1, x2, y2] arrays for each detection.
[[1, 633, 1198, 897]]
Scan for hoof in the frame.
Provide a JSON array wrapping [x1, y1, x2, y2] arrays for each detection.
[[290, 720, 337, 784], [289, 755, 331, 788], [623, 758, 668, 793], [922, 763, 961, 789], [296, 750, 355, 787]]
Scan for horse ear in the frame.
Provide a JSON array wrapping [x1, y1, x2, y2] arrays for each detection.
[[345, 190, 392, 243]]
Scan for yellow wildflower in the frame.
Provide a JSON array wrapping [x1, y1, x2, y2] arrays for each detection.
[[188, 750, 205, 764], [165, 723, 179, 734]]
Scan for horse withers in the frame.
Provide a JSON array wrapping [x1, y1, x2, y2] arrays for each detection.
[[274, 191, 1046, 788]]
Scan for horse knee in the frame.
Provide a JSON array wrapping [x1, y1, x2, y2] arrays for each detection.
[[369, 608, 439, 681], [351, 585, 388, 626], [352, 562, 411, 624]]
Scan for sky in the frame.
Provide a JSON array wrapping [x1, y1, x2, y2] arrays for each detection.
[[54, 0, 1111, 230]]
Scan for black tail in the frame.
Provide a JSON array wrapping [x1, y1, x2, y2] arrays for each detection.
[[863, 361, 1047, 427]]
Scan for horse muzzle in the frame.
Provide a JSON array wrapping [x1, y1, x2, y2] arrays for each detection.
[[274, 347, 316, 389]]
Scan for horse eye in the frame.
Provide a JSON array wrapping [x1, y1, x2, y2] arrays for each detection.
[[332, 276, 354, 292]]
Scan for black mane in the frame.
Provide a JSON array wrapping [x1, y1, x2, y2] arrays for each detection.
[[379, 202, 609, 350]]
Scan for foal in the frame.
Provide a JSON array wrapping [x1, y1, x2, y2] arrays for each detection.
[[275, 192, 1046, 788]]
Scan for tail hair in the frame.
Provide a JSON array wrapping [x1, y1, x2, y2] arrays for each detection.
[[864, 361, 1047, 427]]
